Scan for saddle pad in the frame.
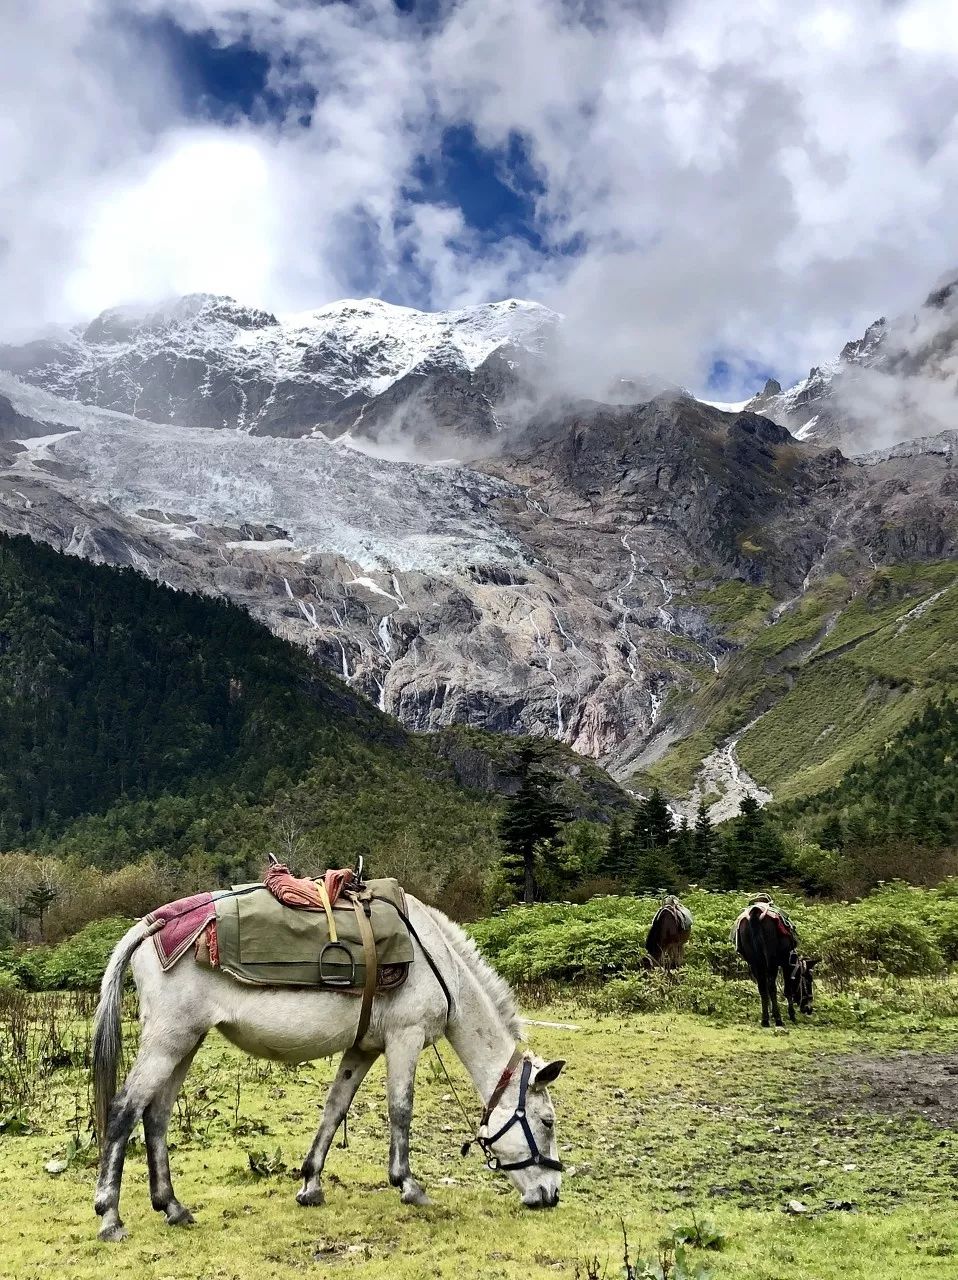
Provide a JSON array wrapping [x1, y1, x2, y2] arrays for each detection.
[[656, 897, 693, 932], [147, 891, 223, 970], [212, 879, 414, 988], [731, 902, 796, 944]]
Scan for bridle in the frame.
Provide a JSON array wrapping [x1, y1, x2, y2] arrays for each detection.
[[458, 1045, 564, 1173]]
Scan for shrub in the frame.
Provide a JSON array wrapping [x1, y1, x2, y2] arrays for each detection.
[[8, 917, 135, 991], [471, 885, 958, 991]]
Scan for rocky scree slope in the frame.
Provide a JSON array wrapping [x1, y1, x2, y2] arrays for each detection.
[[0, 293, 954, 809], [0, 369, 952, 800]]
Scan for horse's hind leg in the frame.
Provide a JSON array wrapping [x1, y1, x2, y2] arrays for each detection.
[[297, 1046, 380, 1207], [768, 970, 785, 1027], [749, 967, 770, 1026], [95, 1034, 198, 1242], [143, 1038, 205, 1226], [385, 1029, 429, 1206]]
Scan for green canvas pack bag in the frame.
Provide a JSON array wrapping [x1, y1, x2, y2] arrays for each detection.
[[210, 878, 414, 989]]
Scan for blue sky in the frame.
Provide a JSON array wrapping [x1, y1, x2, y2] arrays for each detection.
[[149, 16, 546, 253]]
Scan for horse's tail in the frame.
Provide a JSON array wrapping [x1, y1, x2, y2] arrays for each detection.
[[645, 907, 664, 961], [92, 920, 150, 1142], [745, 905, 770, 973]]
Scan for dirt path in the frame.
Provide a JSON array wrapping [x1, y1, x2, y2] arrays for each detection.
[[823, 1051, 958, 1126]]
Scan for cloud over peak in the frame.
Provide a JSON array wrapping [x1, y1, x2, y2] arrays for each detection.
[[5, 0, 958, 397]]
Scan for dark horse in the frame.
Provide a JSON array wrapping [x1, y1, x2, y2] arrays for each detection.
[[733, 898, 816, 1027], [644, 896, 693, 970]]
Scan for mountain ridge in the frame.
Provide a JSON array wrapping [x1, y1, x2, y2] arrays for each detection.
[[0, 283, 954, 820]]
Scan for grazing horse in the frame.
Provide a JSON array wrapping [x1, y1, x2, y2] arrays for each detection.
[[644, 895, 693, 969], [91, 898, 565, 1242], [733, 898, 816, 1027]]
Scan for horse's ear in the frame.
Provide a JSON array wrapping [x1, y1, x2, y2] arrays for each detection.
[[532, 1060, 565, 1090]]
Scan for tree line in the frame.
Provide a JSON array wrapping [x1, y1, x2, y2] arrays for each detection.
[[497, 701, 958, 904]]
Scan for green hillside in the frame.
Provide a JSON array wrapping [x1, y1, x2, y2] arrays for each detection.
[[640, 560, 958, 803], [0, 534, 501, 893], [782, 696, 958, 851], [0, 534, 632, 920]]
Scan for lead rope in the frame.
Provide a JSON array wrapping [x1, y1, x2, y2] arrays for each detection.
[[431, 1044, 479, 1146]]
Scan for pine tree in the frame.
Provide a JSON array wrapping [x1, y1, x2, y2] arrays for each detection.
[[633, 842, 677, 895], [21, 882, 58, 940], [690, 800, 714, 880], [721, 794, 790, 889], [820, 815, 844, 851], [671, 816, 694, 877], [600, 816, 632, 880], [632, 787, 675, 851], [498, 746, 570, 904]]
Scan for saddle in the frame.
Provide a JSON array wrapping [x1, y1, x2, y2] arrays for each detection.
[[730, 897, 796, 944], [146, 866, 414, 1046]]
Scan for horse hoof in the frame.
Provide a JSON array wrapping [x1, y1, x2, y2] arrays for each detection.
[[401, 1183, 430, 1207], [296, 1186, 325, 1208], [98, 1223, 129, 1243], [165, 1205, 195, 1227]]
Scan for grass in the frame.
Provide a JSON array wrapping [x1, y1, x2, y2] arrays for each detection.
[[3, 996, 958, 1279], [8, 879, 958, 1280], [641, 563, 958, 803], [735, 662, 928, 799]]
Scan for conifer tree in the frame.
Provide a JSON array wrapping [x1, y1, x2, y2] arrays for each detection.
[[632, 787, 675, 851], [498, 746, 570, 904], [600, 816, 628, 879], [691, 800, 715, 880], [671, 816, 695, 877]]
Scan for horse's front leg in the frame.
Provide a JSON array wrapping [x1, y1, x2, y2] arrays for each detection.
[[784, 973, 797, 1024], [385, 1030, 429, 1206], [297, 1046, 380, 1207]]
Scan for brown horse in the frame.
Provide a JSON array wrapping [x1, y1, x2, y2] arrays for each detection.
[[644, 896, 693, 970], [733, 898, 815, 1027]]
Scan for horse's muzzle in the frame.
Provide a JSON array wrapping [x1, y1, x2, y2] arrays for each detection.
[[523, 1185, 560, 1209]]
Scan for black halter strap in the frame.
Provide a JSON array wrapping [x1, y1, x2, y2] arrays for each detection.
[[461, 1048, 564, 1174]]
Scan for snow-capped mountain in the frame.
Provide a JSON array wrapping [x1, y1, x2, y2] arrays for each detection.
[[744, 277, 958, 452], [0, 287, 954, 793], [0, 295, 558, 455]]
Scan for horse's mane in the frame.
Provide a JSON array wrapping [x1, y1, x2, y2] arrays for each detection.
[[419, 904, 521, 1039]]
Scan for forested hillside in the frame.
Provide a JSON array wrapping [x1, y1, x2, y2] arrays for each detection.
[[0, 535, 635, 927], [0, 535, 509, 900]]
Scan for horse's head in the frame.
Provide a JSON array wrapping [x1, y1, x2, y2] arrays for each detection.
[[474, 1054, 565, 1209], [790, 951, 817, 1015]]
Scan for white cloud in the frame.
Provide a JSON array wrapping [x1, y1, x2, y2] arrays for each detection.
[[66, 131, 281, 311], [3, 0, 958, 400]]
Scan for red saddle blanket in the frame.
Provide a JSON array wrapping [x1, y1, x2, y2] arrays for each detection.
[[145, 891, 217, 970], [264, 863, 352, 910]]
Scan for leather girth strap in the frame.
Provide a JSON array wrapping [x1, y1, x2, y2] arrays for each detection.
[[351, 895, 378, 1046]]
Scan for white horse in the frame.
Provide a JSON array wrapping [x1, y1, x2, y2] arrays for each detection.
[[92, 897, 565, 1242]]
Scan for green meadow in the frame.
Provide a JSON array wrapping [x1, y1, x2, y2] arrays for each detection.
[[4, 889, 958, 1280]]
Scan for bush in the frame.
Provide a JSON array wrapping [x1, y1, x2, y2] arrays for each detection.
[[5, 917, 135, 991], [471, 885, 958, 991]]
